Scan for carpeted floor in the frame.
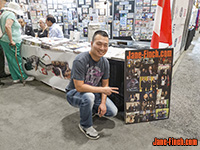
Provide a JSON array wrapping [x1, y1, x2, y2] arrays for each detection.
[[150, 36, 200, 140], [0, 35, 199, 150]]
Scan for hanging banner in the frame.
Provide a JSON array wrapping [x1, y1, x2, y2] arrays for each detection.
[[124, 48, 173, 124], [21, 44, 78, 92]]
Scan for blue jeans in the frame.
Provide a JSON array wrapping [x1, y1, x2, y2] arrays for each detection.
[[66, 89, 118, 128]]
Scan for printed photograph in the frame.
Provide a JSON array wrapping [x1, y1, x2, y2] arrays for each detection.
[[156, 99, 169, 109], [126, 78, 139, 92], [126, 102, 141, 112], [126, 92, 140, 102], [155, 108, 169, 119], [126, 112, 140, 123], [139, 76, 157, 92]]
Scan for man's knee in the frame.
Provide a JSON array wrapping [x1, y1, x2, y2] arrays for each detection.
[[109, 107, 118, 117], [112, 107, 118, 117], [82, 92, 95, 106]]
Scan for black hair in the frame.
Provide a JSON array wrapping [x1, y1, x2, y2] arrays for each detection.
[[18, 18, 24, 21], [46, 15, 56, 24], [92, 30, 108, 42]]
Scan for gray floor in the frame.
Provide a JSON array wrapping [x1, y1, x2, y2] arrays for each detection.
[[0, 34, 200, 150]]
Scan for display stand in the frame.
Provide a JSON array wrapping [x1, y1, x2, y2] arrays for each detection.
[[134, 0, 157, 41], [124, 48, 173, 124], [88, 23, 100, 42], [77, 0, 93, 37], [113, 0, 135, 40], [29, 0, 48, 30]]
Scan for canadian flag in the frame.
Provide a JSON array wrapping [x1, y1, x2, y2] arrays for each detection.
[[150, 0, 172, 49]]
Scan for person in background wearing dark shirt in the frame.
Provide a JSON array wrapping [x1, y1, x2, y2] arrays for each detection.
[[18, 18, 35, 37], [36, 18, 49, 38]]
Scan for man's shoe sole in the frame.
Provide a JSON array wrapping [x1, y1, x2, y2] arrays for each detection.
[[78, 124, 100, 140]]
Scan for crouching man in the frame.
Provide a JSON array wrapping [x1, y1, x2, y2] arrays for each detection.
[[66, 30, 119, 140]]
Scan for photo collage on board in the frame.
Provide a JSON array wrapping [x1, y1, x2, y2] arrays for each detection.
[[113, 0, 135, 39], [125, 49, 173, 124], [134, 0, 157, 40]]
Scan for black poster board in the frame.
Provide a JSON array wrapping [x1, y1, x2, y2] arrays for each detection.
[[124, 48, 173, 124]]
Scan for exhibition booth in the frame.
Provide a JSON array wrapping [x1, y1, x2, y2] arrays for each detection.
[[2, 0, 200, 124], [21, 35, 173, 124]]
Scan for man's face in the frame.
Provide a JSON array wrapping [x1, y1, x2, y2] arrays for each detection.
[[18, 19, 25, 27], [90, 34, 109, 59], [46, 19, 52, 27]]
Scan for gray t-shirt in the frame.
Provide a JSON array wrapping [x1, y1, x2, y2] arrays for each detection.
[[66, 51, 110, 91]]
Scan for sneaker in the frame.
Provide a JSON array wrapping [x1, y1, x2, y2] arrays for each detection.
[[13, 79, 20, 83], [78, 124, 100, 140], [25, 77, 34, 82]]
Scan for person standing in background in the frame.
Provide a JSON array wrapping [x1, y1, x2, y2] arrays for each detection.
[[0, 2, 34, 83]]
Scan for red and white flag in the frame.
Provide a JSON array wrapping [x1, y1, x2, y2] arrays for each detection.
[[151, 0, 172, 49]]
